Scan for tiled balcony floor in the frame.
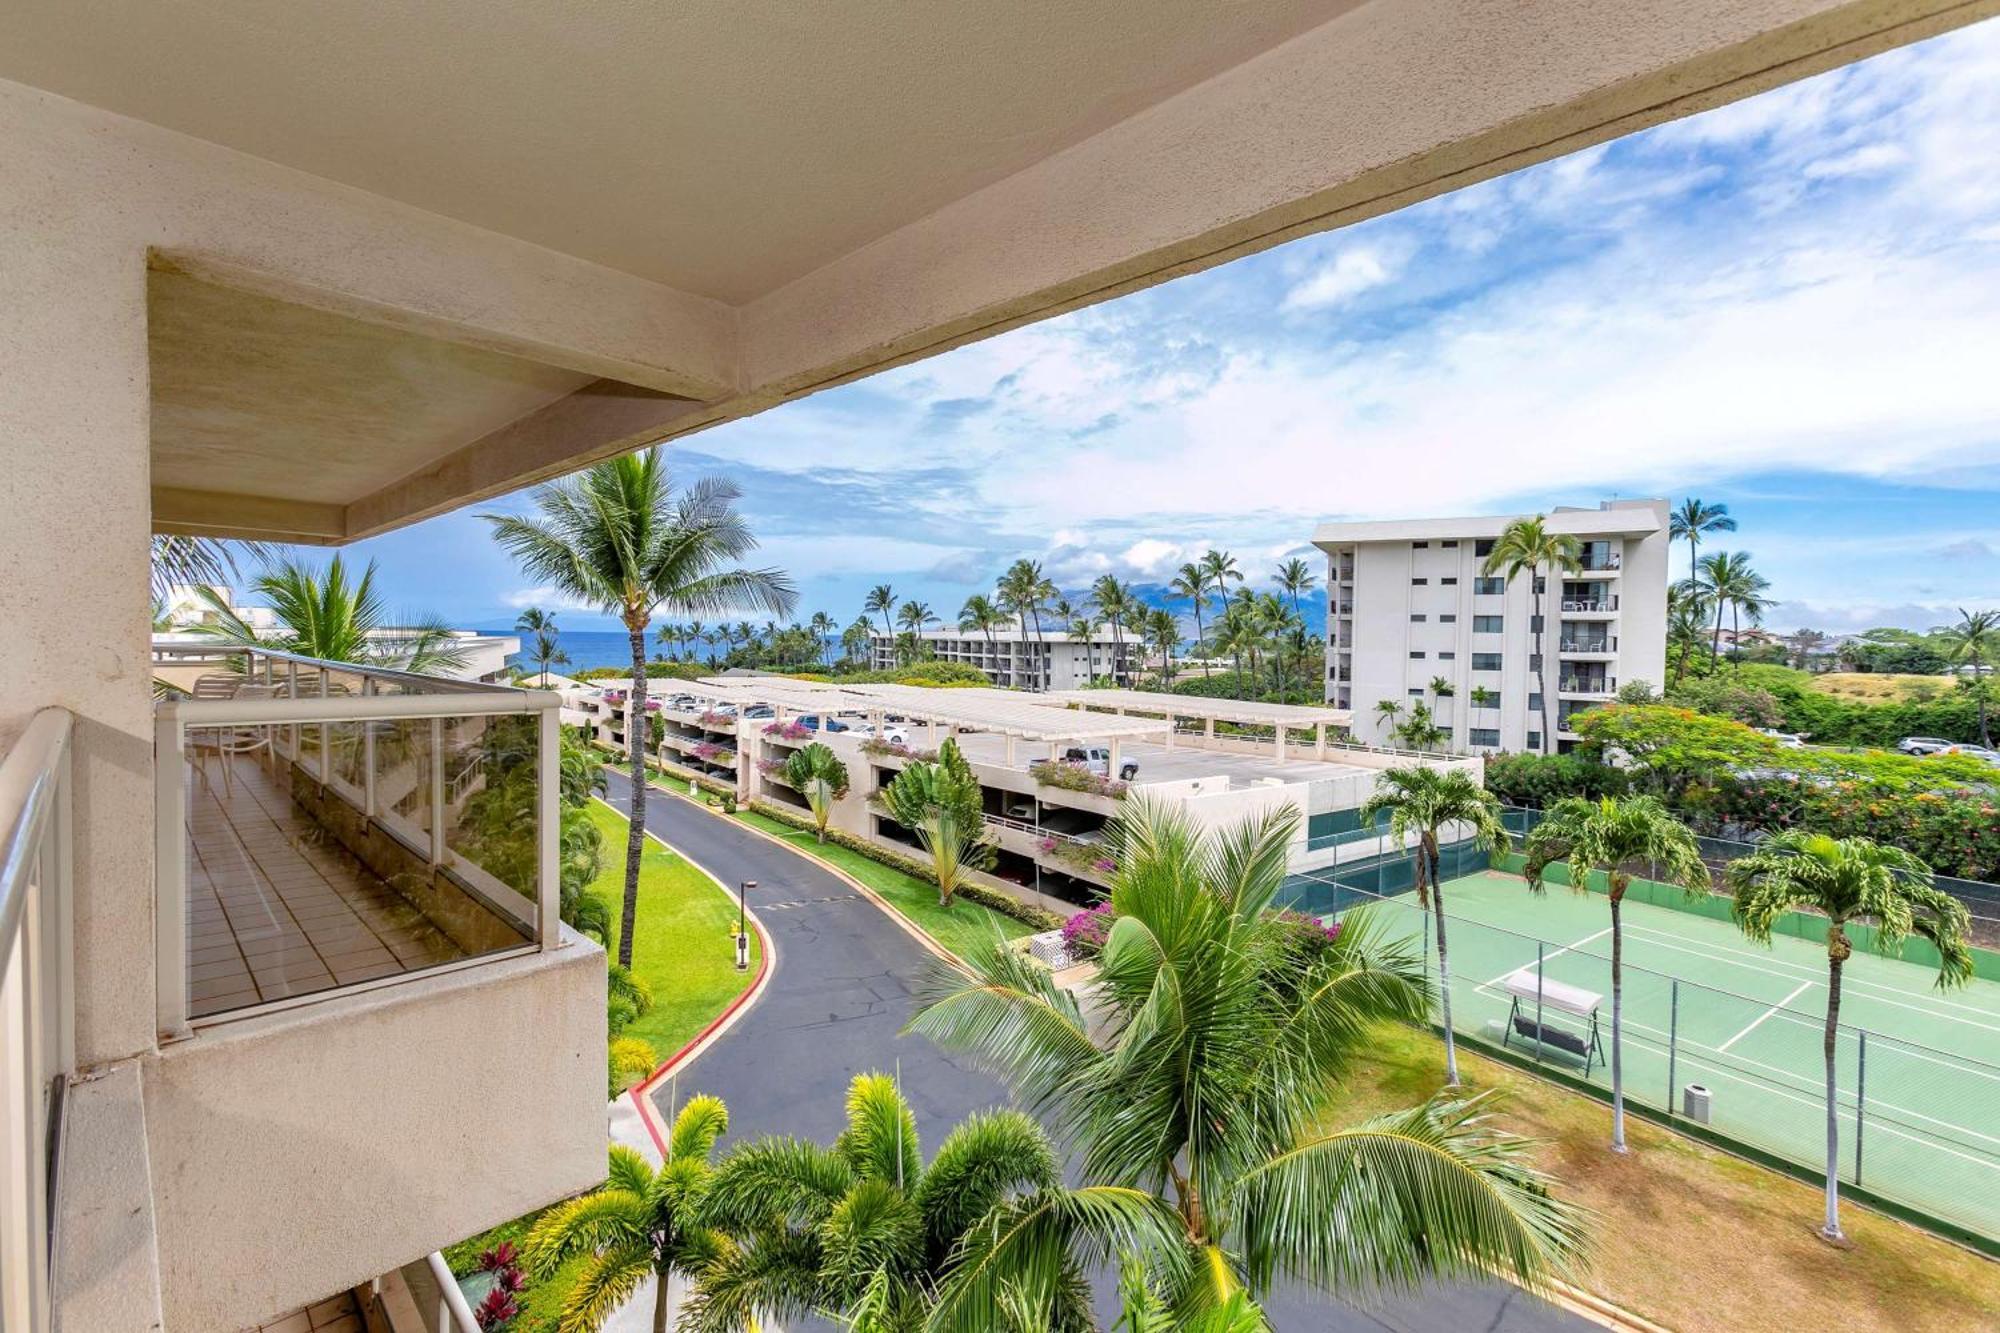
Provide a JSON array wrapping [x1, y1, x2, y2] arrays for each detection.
[[186, 748, 467, 1019]]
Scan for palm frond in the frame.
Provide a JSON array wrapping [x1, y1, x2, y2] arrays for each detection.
[[555, 1240, 654, 1333]]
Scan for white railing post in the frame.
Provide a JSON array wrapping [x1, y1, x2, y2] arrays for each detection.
[[286, 660, 299, 758], [362, 677, 379, 820], [154, 704, 191, 1041], [537, 703, 560, 949], [429, 717, 447, 866]]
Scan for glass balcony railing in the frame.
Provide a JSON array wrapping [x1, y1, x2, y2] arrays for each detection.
[[151, 645, 561, 1031]]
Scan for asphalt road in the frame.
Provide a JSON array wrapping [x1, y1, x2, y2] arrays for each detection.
[[603, 771, 1593, 1333]]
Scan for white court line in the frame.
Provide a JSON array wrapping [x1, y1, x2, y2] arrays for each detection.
[[1718, 980, 1818, 1053], [1619, 927, 2000, 1037], [1624, 923, 2000, 1022], [1483, 926, 1611, 989]]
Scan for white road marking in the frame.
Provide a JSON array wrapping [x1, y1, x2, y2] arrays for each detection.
[[1719, 980, 1819, 1053]]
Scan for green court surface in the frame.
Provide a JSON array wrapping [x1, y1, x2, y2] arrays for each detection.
[[1353, 870, 2000, 1240]]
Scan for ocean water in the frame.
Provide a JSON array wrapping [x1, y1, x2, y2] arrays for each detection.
[[486, 628, 669, 675]]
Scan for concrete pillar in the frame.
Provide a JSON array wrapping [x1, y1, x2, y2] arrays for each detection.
[[1315, 722, 1327, 760], [1107, 737, 1122, 776], [1274, 726, 1287, 764], [1204, 717, 1215, 741], [1, 180, 156, 1067], [1004, 734, 1017, 766]]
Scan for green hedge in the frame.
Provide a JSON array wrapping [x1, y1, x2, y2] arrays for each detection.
[[746, 799, 1066, 933], [1491, 851, 2000, 981]]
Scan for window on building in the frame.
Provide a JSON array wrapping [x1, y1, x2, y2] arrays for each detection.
[[1475, 538, 1495, 557], [1411, 577, 1428, 585], [1438, 651, 1456, 661], [1473, 615, 1504, 633], [1410, 613, 1426, 622], [1409, 650, 1425, 659], [1530, 614, 1544, 632], [1471, 653, 1503, 671], [1468, 728, 1500, 747], [1527, 731, 1542, 749], [1474, 577, 1506, 595], [1441, 576, 1458, 585], [1408, 688, 1425, 697], [1439, 613, 1457, 623], [1528, 692, 1543, 712], [1412, 541, 1429, 549], [1442, 540, 1460, 548]]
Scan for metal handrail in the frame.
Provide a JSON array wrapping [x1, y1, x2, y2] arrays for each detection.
[[0, 707, 74, 1333], [425, 1251, 482, 1332], [151, 641, 515, 697]]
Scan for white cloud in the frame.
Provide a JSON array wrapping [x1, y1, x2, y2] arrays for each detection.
[[502, 586, 600, 613], [1281, 243, 1406, 311]]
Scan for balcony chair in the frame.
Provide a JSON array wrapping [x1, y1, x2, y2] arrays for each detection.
[[189, 682, 278, 799]]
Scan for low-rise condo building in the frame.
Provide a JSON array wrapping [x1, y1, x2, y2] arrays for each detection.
[[869, 629, 1141, 691], [1314, 500, 1670, 754]]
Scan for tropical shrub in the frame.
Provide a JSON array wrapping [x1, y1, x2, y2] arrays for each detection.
[[792, 661, 991, 686], [1060, 902, 1114, 957], [860, 737, 937, 761], [1028, 759, 1130, 798], [1665, 676, 1785, 728], [1481, 752, 1631, 808], [881, 738, 994, 905], [761, 719, 811, 741], [782, 741, 850, 841]]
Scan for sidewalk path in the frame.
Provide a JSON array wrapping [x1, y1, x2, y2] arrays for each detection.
[[601, 771, 1593, 1333]]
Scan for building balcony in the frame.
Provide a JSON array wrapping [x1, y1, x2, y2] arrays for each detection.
[[108, 645, 606, 1329], [1558, 675, 1617, 697], [1558, 636, 1618, 656], [1559, 596, 1619, 615]]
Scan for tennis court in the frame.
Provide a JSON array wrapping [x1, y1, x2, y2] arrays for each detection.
[[1325, 868, 2000, 1241]]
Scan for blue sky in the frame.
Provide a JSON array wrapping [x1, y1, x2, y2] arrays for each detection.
[[347, 20, 2000, 637]]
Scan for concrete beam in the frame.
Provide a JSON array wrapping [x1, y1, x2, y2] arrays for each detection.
[[344, 380, 713, 538], [152, 486, 346, 544], [739, 0, 1996, 398]]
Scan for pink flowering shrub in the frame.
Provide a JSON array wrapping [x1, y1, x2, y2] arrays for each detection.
[[1060, 902, 1115, 957]]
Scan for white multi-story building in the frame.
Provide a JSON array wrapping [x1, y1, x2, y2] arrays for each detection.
[[870, 629, 1141, 691], [1314, 500, 1669, 755]]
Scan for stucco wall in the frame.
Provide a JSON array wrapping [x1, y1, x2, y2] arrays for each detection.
[[142, 937, 605, 1331]]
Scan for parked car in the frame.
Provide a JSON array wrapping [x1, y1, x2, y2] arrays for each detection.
[[665, 693, 698, 710], [1898, 736, 1956, 756], [797, 714, 851, 733], [1062, 745, 1140, 781], [740, 704, 774, 719], [854, 722, 911, 745], [1943, 745, 2000, 767], [1758, 728, 1806, 749]]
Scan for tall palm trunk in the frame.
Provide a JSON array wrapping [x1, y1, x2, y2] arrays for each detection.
[[1608, 879, 1628, 1152], [1710, 594, 1727, 669], [1532, 566, 1552, 754], [652, 1266, 672, 1333], [1821, 933, 1849, 1240], [1193, 602, 1209, 678], [620, 616, 649, 968], [1426, 833, 1460, 1085]]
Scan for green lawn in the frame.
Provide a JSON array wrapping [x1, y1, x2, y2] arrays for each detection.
[[589, 799, 761, 1058], [732, 807, 1032, 962]]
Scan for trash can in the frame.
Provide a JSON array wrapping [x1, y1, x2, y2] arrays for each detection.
[[1683, 1083, 1712, 1125]]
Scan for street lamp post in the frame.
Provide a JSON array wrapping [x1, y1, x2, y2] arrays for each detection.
[[736, 880, 755, 971]]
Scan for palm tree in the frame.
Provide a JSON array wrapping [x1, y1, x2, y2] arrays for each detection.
[[997, 559, 1052, 689], [1211, 601, 1256, 700], [1358, 767, 1510, 1085], [1391, 700, 1447, 751], [191, 555, 471, 675], [1933, 607, 1997, 746], [150, 533, 273, 606], [1066, 612, 1104, 681], [957, 592, 1006, 674], [809, 610, 838, 667], [1199, 548, 1244, 602], [1783, 626, 1828, 672], [1725, 833, 1971, 1242], [1169, 562, 1212, 678], [1669, 498, 1737, 594], [910, 800, 1588, 1318], [864, 584, 897, 640], [517, 607, 565, 686], [1093, 574, 1139, 686], [895, 599, 935, 638], [1695, 550, 1771, 669], [1252, 592, 1296, 701], [685, 1073, 1179, 1332], [841, 616, 874, 671], [1146, 607, 1181, 684], [880, 738, 993, 905], [1666, 584, 1711, 687], [1275, 555, 1317, 619], [783, 742, 850, 842], [1372, 697, 1402, 742], [484, 450, 796, 968], [1482, 516, 1580, 754], [523, 1099, 730, 1333], [686, 620, 706, 665], [1521, 796, 1709, 1152], [1469, 685, 1496, 714]]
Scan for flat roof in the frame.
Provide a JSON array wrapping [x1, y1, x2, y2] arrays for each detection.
[[1043, 688, 1353, 729], [696, 677, 1174, 743], [1312, 500, 1665, 548]]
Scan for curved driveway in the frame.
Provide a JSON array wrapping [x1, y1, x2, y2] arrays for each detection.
[[605, 771, 1591, 1333]]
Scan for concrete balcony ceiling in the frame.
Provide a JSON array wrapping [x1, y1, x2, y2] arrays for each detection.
[[3, 0, 1986, 542]]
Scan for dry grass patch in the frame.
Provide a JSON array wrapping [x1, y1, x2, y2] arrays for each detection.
[[1325, 1024, 1999, 1333], [1810, 672, 1953, 703]]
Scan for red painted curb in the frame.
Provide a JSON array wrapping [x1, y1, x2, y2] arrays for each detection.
[[625, 915, 772, 1156]]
